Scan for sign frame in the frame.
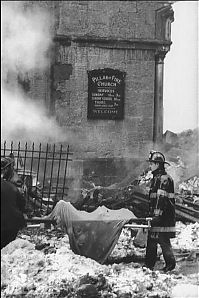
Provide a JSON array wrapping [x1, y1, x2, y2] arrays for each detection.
[[87, 68, 126, 120]]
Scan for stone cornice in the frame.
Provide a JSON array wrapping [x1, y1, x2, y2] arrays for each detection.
[[155, 4, 174, 41], [54, 35, 172, 51]]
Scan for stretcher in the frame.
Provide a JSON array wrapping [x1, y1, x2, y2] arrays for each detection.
[[26, 217, 152, 229], [25, 201, 152, 264], [124, 217, 152, 229]]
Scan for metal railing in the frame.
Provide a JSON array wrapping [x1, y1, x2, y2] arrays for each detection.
[[1, 141, 73, 216]]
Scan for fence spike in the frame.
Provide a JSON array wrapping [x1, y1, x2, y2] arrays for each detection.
[[1, 140, 72, 217], [3, 140, 6, 156], [11, 141, 13, 153]]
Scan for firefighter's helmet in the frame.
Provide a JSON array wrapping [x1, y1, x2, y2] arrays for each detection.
[[1, 157, 15, 171], [147, 151, 170, 165]]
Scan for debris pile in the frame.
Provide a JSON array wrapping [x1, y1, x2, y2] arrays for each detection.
[[75, 168, 199, 222], [23, 168, 199, 223], [171, 221, 199, 252], [177, 176, 199, 203], [1, 221, 199, 298]]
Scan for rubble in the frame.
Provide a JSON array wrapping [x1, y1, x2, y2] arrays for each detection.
[[171, 222, 199, 252], [178, 176, 199, 196], [74, 176, 199, 223], [1, 222, 199, 297], [13, 143, 198, 223], [24, 170, 199, 223], [2, 135, 198, 297]]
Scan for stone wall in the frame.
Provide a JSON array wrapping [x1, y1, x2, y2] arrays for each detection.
[[53, 44, 155, 158], [57, 1, 165, 40], [20, 1, 174, 190]]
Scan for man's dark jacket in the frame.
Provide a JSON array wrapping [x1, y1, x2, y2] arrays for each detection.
[[1, 178, 25, 232]]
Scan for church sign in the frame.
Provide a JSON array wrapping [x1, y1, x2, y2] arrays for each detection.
[[87, 68, 126, 120]]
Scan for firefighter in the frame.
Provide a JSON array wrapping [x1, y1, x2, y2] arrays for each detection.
[[1, 156, 15, 181], [1, 155, 23, 186], [1, 157, 26, 249], [144, 151, 176, 272]]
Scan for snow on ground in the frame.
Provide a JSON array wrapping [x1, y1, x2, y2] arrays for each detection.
[[1, 222, 199, 297]]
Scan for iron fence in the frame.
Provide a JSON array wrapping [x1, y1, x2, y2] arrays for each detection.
[[1, 141, 73, 216]]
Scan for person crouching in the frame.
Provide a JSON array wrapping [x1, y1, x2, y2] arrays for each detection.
[[1, 157, 26, 249]]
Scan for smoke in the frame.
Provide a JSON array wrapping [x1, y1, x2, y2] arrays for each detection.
[[1, 88, 67, 143], [1, 1, 52, 74], [1, 1, 68, 143]]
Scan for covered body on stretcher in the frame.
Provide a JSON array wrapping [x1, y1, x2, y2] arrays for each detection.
[[27, 200, 151, 264]]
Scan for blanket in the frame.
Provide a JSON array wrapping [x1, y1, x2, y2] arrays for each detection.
[[45, 200, 136, 263]]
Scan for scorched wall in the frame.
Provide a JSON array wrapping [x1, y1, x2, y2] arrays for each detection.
[[21, 1, 174, 189]]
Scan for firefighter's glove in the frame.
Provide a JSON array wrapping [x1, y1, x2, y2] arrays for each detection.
[[150, 216, 161, 227]]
